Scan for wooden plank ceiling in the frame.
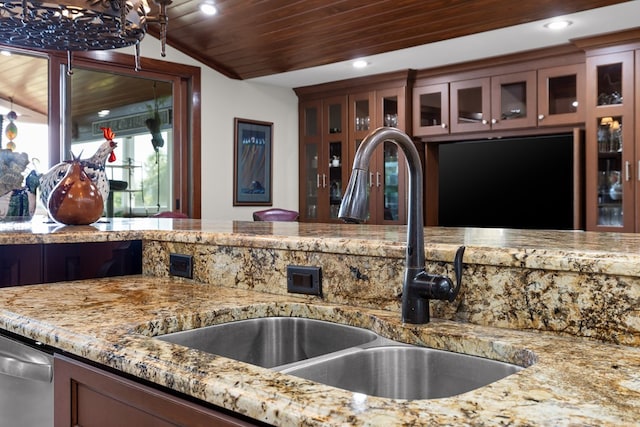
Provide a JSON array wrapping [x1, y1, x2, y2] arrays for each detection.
[[0, 0, 630, 120], [151, 0, 628, 80]]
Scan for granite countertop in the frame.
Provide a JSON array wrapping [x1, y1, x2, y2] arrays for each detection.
[[0, 218, 640, 425], [0, 277, 639, 426], [3, 216, 640, 276]]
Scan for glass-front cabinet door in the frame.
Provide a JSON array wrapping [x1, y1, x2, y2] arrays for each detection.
[[300, 100, 321, 221], [490, 71, 537, 130], [586, 51, 634, 231], [537, 64, 585, 126], [451, 72, 536, 133], [375, 89, 407, 224], [324, 97, 348, 221], [450, 78, 490, 133], [300, 97, 347, 222], [413, 83, 449, 136]]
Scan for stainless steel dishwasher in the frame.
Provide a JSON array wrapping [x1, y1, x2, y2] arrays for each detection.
[[0, 333, 53, 427]]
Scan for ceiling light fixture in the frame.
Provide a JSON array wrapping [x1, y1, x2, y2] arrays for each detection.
[[544, 20, 572, 30], [0, 0, 173, 72], [352, 59, 369, 69], [199, 2, 217, 16]]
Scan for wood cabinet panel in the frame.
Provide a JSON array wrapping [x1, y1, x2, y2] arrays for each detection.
[[0, 244, 42, 287], [54, 355, 259, 427], [43, 240, 142, 283], [0, 241, 141, 287]]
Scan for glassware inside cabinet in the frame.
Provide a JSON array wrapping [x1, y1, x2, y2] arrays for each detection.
[[596, 117, 623, 227], [355, 100, 370, 131], [305, 145, 319, 220], [597, 116, 623, 153], [328, 141, 343, 219], [382, 96, 398, 127], [596, 63, 623, 106], [383, 142, 399, 221]]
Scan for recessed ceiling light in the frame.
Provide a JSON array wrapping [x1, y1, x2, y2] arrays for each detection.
[[544, 20, 572, 30], [352, 59, 369, 69], [200, 2, 217, 16], [98, 109, 110, 117]]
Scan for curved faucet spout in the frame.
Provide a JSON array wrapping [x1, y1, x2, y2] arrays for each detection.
[[339, 127, 463, 324], [339, 127, 424, 269]]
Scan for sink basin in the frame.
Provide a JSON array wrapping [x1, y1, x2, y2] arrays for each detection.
[[155, 317, 378, 368], [282, 345, 523, 400]]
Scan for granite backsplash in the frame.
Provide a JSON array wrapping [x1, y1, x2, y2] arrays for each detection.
[[143, 239, 640, 347]]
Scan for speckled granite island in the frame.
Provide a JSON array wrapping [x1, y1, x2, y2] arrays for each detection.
[[0, 217, 639, 426]]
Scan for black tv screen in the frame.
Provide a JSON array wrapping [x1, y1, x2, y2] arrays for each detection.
[[438, 134, 578, 230]]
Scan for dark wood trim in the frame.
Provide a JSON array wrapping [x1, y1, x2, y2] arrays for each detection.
[[295, 69, 416, 100], [572, 128, 585, 230], [414, 45, 585, 85], [572, 27, 640, 52], [419, 125, 585, 144]]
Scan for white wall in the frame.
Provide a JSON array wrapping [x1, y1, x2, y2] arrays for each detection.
[[136, 37, 299, 221]]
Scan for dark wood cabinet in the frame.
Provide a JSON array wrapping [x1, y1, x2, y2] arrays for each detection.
[[296, 70, 414, 225], [413, 48, 585, 137], [0, 240, 142, 287], [54, 355, 258, 427], [299, 96, 349, 222]]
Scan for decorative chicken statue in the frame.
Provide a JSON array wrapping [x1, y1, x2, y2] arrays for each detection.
[[39, 127, 117, 209]]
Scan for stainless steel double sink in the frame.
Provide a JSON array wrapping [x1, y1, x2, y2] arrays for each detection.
[[155, 317, 524, 400]]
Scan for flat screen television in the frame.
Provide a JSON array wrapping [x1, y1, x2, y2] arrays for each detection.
[[437, 133, 582, 230]]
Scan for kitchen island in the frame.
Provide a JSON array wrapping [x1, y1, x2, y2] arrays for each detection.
[[0, 217, 639, 425]]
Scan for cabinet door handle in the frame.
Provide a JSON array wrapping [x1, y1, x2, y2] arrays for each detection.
[[376, 172, 381, 187], [625, 161, 631, 182], [491, 118, 498, 124], [638, 161, 640, 181], [481, 119, 488, 125], [369, 172, 373, 187], [441, 123, 448, 129], [316, 174, 320, 188], [322, 174, 327, 188]]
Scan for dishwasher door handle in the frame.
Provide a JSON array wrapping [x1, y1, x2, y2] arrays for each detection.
[[0, 350, 53, 383]]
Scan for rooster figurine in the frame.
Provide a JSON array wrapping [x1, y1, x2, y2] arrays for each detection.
[[39, 127, 117, 209]]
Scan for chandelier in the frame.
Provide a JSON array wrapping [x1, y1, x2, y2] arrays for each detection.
[[0, 0, 172, 70]]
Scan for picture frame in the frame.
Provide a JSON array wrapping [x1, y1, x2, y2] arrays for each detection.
[[233, 118, 273, 206]]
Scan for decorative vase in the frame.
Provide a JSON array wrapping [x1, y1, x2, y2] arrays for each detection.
[[47, 160, 104, 225]]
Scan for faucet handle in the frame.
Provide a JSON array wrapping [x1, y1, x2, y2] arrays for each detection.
[[449, 246, 465, 302], [412, 245, 465, 302]]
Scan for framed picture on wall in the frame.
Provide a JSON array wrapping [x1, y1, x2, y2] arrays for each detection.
[[233, 118, 273, 206]]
